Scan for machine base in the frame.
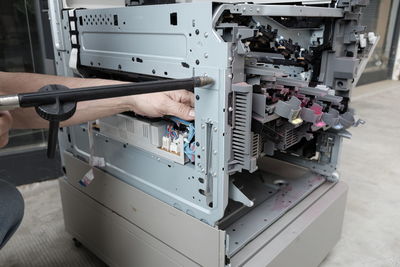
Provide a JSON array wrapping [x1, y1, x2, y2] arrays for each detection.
[[60, 153, 347, 267]]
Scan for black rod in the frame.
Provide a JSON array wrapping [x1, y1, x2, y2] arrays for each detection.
[[18, 77, 212, 108], [47, 121, 59, 158]]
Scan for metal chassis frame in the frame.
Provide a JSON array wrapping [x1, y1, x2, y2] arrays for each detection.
[[51, 0, 353, 227], [57, 2, 231, 226]]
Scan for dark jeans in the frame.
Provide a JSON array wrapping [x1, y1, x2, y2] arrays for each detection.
[[0, 179, 24, 249]]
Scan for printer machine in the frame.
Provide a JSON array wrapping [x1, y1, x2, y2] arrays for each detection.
[[45, 0, 377, 266]]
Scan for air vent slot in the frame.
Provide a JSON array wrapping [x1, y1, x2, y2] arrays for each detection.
[[230, 83, 258, 173]]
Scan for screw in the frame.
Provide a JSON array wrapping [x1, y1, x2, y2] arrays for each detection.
[[213, 150, 217, 155], [196, 59, 200, 65], [204, 32, 209, 38], [204, 53, 208, 58], [213, 127, 218, 132], [195, 29, 200, 35], [228, 57, 233, 61], [201, 124, 205, 129], [201, 146, 205, 151], [228, 107, 233, 112], [228, 74, 233, 78]]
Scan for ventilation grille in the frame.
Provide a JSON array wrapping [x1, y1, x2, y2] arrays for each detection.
[[280, 127, 300, 150], [251, 133, 261, 158], [232, 92, 252, 165], [81, 13, 115, 26]]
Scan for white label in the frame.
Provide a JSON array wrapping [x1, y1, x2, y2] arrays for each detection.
[[79, 169, 95, 187], [90, 156, 106, 167]]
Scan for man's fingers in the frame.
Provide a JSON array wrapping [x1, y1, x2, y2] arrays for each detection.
[[0, 111, 11, 148], [0, 132, 9, 148], [0, 111, 12, 136], [183, 91, 196, 107], [163, 98, 195, 121], [168, 90, 195, 107]]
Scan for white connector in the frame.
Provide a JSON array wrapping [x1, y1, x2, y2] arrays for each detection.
[[169, 140, 180, 154], [162, 136, 171, 151], [368, 32, 377, 45], [359, 33, 367, 48]]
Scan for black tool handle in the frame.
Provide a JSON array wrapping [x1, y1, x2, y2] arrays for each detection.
[[47, 121, 59, 158], [18, 77, 213, 108], [34, 85, 78, 158]]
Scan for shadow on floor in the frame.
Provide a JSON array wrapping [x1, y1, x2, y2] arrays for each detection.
[[0, 149, 62, 186]]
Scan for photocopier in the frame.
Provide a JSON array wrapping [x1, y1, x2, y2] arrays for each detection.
[[46, 0, 376, 266]]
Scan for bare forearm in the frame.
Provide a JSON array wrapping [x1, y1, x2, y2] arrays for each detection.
[[0, 72, 132, 129]]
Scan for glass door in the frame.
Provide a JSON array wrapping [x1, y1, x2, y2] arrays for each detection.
[[358, 0, 400, 85], [0, 0, 55, 156]]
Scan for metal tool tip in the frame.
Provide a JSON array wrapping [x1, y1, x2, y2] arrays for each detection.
[[196, 76, 214, 87]]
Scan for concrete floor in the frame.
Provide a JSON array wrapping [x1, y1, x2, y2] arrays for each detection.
[[0, 80, 399, 266], [320, 80, 400, 267], [0, 180, 106, 267]]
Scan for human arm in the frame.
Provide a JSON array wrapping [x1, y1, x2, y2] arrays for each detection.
[[0, 71, 195, 129]]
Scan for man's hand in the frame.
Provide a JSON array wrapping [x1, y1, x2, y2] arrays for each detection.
[[129, 90, 195, 121], [0, 111, 12, 148]]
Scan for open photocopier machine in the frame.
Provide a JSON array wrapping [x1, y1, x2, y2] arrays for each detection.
[[48, 0, 376, 266]]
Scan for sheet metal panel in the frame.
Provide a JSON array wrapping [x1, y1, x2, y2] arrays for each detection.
[[62, 152, 226, 267]]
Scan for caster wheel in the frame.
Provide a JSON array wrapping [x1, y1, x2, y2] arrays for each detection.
[[73, 237, 82, 248]]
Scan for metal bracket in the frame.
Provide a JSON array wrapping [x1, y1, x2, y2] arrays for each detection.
[[229, 180, 254, 207]]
